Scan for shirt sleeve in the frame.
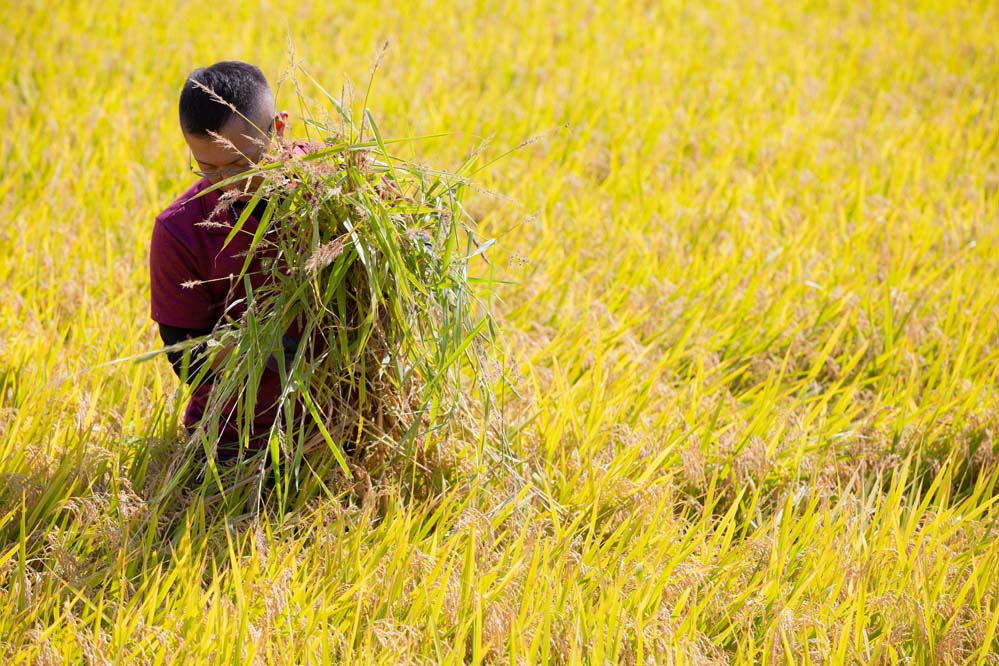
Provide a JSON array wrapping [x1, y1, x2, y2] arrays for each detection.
[[149, 220, 217, 329]]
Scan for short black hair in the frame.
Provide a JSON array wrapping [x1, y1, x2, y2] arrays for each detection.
[[179, 61, 271, 136]]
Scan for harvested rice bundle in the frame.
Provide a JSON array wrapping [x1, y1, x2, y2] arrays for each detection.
[[190, 109, 497, 488]]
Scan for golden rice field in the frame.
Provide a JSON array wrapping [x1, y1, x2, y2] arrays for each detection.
[[2, 0, 999, 662]]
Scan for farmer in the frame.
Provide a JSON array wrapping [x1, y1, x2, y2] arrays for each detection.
[[149, 61, 291, 462]]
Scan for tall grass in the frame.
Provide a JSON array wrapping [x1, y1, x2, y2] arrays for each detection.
[[2, 0, 998, 662]]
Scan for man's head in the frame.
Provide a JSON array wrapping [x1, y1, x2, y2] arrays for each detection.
[[179, 61, 285, 191]]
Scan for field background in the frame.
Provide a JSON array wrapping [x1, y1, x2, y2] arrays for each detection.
[[2, 0, 999, 663]]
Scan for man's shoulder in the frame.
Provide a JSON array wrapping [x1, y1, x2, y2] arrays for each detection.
[[155, 179, 212, 229], [293, 140, 320, 156], [275, 140, 321, 161]]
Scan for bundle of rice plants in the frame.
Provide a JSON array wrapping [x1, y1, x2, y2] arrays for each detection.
[[179, 82, 504, 508]]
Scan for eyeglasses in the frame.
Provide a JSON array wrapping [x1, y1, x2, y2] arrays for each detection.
[[188, 120, 275, 179], [188, 152, 258, 179]]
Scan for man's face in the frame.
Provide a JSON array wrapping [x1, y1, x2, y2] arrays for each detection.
[[184, 110, 275, 198]]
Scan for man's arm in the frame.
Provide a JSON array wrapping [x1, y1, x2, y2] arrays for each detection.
[[151, 217, 224, 384]]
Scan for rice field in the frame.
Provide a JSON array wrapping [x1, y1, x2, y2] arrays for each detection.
[[2, 0, 999, 662]]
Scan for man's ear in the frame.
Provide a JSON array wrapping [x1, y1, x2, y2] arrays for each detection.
[[275, 111, 289, 137]]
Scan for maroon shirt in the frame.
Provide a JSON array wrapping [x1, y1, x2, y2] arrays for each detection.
[[150, 178, 282, 445]]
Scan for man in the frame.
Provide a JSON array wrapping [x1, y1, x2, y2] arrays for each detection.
[[150, 61, 290, 461]]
